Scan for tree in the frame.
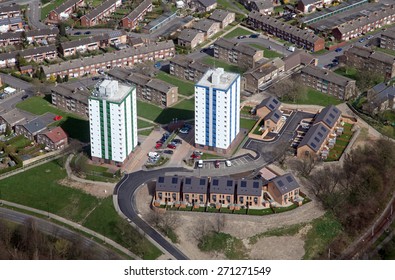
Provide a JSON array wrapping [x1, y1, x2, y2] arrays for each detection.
[[49, 74, 56, 83], [16, 53, 28, 67], [293, 154, 319, 177], [56, 75, 62, 83], [214, 214, 226, 233], [58, 22, 66, 37], [270, 76, 306, 103], [63, 74, 69, 82], [356, 69, 384, 92], [38, 68, 46, 82]]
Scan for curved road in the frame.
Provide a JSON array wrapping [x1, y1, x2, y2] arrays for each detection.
[[0, 207, 123, 259], [115, 167, 192, 260]]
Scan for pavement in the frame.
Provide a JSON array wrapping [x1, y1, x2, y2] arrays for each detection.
[[0, 202, 130, 259], [27, 0, 47, 29]]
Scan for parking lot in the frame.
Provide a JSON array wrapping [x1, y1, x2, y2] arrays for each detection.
[[195, 154, 255, 170]]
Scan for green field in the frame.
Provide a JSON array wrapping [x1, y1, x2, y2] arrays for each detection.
[[0, 160, 99, 222], [248, 43, 283, 58], [217, 0, 249, 14], [240, 118, 257, 132], [375, 47, 395, 57], [334, 67, 358, 80], [137, 118, 154, 129], [155, 72, 194, 96], [82, 197, 162, 260], [202, 56, 244, 74], [138, 128, 154, 136], [282, 88, 343, 106], [137, 98, 194, 124], [223, 27, 253, 39], [16, 96, 89, 142], [41, 0, 64, 20], [325, 123, 353, 161]]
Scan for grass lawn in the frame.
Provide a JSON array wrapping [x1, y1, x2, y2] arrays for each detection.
[[326, 124, 353, 161], [334, 67, 358, 80], [137, 98, 194, 124], [138, 128, 154, 136], [282, 87, 343, 106], [223, 27, 253, 39], [200, 153, 224, 160], [0, 159, 99, 222], [198, 232, 248, 259], [380, 110, 395, 123], [249, 223, 306, 244], [41, 0, 63, 20], [16, 96, 89, 143], [6, 135, 31, 149], [217, 0, 249, 14], [202, 56, 244, 74], [248, 43, 283, 58], [303, 212, 343, 259], [241, 105, 253, 115], [156, 72, 194, 97], [240, 118, 257, 132], [374, 47, 395, 57], [138, 118, 154, 129], [82, 197, 162, 260]]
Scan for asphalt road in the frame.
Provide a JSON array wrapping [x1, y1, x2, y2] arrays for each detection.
[[27, 0, 47, 29], [0, 207, 123, 259], [115, 168, 192, 260]]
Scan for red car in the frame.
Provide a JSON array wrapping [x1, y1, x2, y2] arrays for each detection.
[[167, 144, 176, 149], [155, 143, 162, 149], [190, 153, 200, 159]]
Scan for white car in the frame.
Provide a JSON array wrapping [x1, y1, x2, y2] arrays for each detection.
[[225, 160, 232, 167], [198, 160, 203, 168]]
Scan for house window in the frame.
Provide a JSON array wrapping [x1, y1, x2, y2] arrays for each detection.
[[158, 192, 162, 199], [254, 197, 258, 204], [226, 196, 231, 203], [212, 195, 216, 202], [199, 195, 203, 202], [239, 197, 243, 203], [185, 194, 189, 200], [172, 193, 176, 200]]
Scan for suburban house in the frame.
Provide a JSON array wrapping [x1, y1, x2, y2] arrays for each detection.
[[36, 126, 68, 150], [0, 32, 23, 46], [296, 0, 332, 14], [0, 4, 21, 19], [297, 105, 342, 159], [181, 176, 209, 207], [25, 28, 59, 44], [364, 81, 395, 114], [169, 55, 209, 82], [267, 173, 300, 206], [283, 50, 317, 71], [380, 27, 395, 52], [332, 5, 395, 41], [256, 96, 282, 118], [0, 109, 26, 133], [209, 177, 236, 208], [240, 0, 274, 15], [41, 40, 175, 78], [0, 45, 58, 68], [80, 0, 122, 27], [154, 176, 182, 205], [192, 19, 221, 39], [209, 9, 235, 28], [108, 67, 178, 107], [0, 17, 23, 33], [300, 65, 357, 100], [247, 11, 325, 52], [59, 35, 108, 57], [236, 179, 263, 208], [243, 57, 285, 93], [121, 0, 152, 30], [51, 84, 90, 117], [48, 0, 85, 22], [177, 29, 205, 49], [14, 113, 56, 141], [192, 0, 218, 12], [142, 11, 177, 33], [213, 38, 264, 70], [340, 46, 395, 80]]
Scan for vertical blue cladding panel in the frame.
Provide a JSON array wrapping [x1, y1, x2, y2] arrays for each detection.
[[205, 87, 210, 146], [212, 88, 217, 148]]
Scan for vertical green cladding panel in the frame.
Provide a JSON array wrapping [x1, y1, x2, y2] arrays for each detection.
[[107, 102, 112, 160], [130, 93, 134, 149], [124, 101, 128, 155], [99, 101, 105, 158]]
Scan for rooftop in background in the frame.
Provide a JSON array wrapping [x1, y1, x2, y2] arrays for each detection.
[[21, 112, 57, 134], [156, 176, 182, 192], [196, 68, 239, 91], [91, 80, 133, 103]]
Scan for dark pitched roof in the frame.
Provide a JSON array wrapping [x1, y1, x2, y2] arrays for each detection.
[[209, 9, 234, 22], [299, 0, 318, 5], [51, 84, 90, 104], [20, 113, 56, 134], [178, 29, 204, 42], [170, 55, 210, 73], [236, 179, 262, 196], [298, 123, 329, 152], [25, 28, 59, 37], [313, 105, 341, 129], [183, 177, 209, 194], [301, 65, 355, 87], [210, 177, 235, 195], [196, 0, 217, 8], [0, 45, 57, 61], [346, 46, 395, 65], [60, 34, 107, 50], [192, 19, 219, 32], [53, 0, 82, 14], [0, 31, 23, 40], [270, 173, 299, 195], [265, 108, 282, 123], [256, 96, 281, 111], [124, 0, 152, 20], [42, 126, 67, 143], [0, 4, 21, 13], [82, 0, 118, 20], [156, 176, 182, 192]]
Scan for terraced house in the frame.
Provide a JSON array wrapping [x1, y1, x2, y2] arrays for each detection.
[[247, 11, 325, 52], [240, 0, 274, 15], [0, 4, 21, 19], [48, 0, 85, 22], [300, 65, 356, 100], [181, 176, 209, 207], [177, 29, 205, 49], [0, 17, 23, 33], [108, 67, 178, 107], [41, 40, 175, 78], [236, 179, 263, 208], [267, 173, 300, 206], [192, 19, 220, 39], [380, 27, 395, 52], [81, 0, 122, 27], [0, 45, 58, 68], [154, 176, 182, 206], [121, 0, 152, 29], [214, 38, 264, 70], [208, 9, 235, 29], [0, 32, 23, 46], [340, 46, 395, 80], [59, 35, 108, 57], [51, 84, 90, 117], [169, 55, 209, 82], [25, 28, 59, 44], [209, 177, 236, 208]]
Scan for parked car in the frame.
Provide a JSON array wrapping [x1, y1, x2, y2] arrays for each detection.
[[365, 43, 371, 47], [225, 160, 232, 167], [173, 139, 182, 144], [358, 38, 365, 43], [74, 32, 81, 35], [198, 160, 203, 168], [194, 150, 203, 156], [167, 144, 176, 149], [335, 48, 343, 52], [191, 153, 200, 159], [367, 35, 374, 40], [214, 160, 220, 168], [249, 34, 259, 38], [163, 150, 174, 155], [21, 95, 29, 100], [155, 143, 163, 149], [237, 35, 246, 39], [179, 128, 189, 134], [148, 152, 159, 158], [84, 31, 91, 35]]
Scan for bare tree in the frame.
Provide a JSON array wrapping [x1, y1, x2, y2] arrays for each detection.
[[191, 218, 213, 246], [160, 212, 179, 236], [271, 76, 306, 103], [214, 214, 226, 233], [294, 154, 319, 177]]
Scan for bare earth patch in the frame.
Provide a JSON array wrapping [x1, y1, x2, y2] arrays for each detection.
[[247, 236, 305, 260], [57, 178, 114, 198]]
